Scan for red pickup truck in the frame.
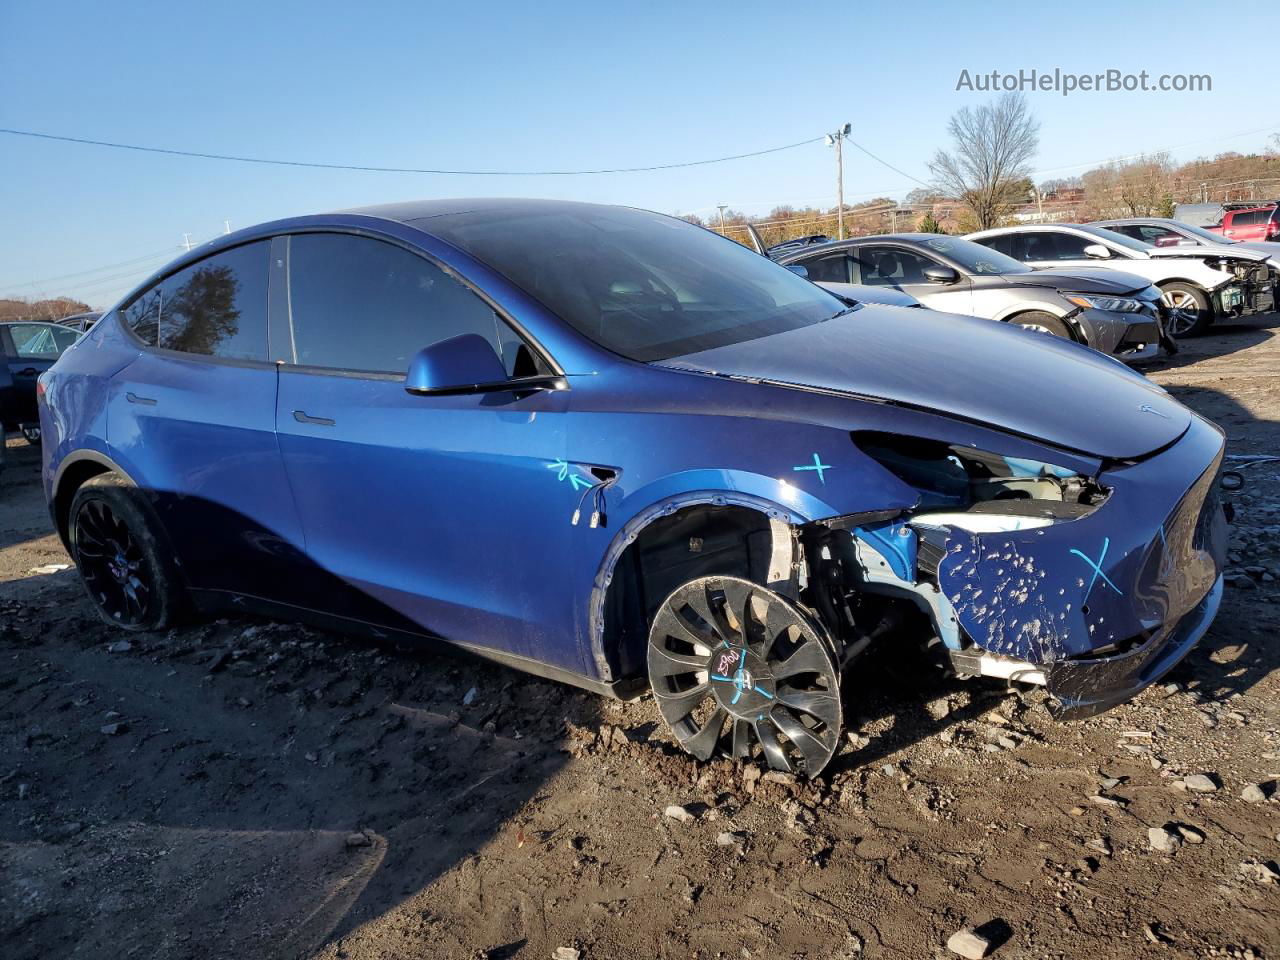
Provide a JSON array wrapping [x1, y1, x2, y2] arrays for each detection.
[[1204, 204, 1280, 242]]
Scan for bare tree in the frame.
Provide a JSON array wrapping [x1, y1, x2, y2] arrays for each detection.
[[928, 92, 1039, 230]]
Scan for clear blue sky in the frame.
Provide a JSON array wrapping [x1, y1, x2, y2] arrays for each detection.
[[3, 0, 1277, 309]]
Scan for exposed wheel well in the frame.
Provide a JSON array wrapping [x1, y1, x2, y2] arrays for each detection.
[[1156, 279, 1214, 307], [53, 459, 114, 544], [600, 504, 786, 681], [1003, 309, 1080, 341]]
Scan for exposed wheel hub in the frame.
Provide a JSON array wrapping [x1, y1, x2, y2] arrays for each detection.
[[708, 645, 776, 719]]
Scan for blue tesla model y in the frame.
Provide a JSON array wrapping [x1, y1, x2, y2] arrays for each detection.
[[39, 199, 1227, 775]]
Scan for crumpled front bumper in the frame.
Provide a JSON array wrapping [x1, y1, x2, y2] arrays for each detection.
[[1044, 574, 1222, 719], [1076, 305, 1165, 361], [931, 413, 1228, 719]]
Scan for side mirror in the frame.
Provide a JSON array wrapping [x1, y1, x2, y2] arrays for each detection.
[[922, 264, 959, 284], [1082, 243, 1113, 259], [405, 334, 566, 396], [785, 264, 809, 278]]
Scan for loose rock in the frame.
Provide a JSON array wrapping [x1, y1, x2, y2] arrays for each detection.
[[946, 926, 993, 959], [1240, 783, 1267, 804], [1148, 826, 1181, 854], [1181, 774, 1219, 794], [663, 804, 695, 824]]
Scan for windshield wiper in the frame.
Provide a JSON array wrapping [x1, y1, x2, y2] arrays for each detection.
[[827, 304, 860, 320]]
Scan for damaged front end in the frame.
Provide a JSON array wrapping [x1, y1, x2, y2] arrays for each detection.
[[1202, 257, 1277, 316], [801, 419, 1228, 719]]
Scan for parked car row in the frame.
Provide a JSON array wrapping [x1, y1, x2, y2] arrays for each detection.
[[968, 223, 1276, 337], [35, 198, 1229, 777], [767, 231, 1170, 360]]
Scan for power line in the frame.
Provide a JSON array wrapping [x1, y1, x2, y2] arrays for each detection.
[[843, 136, 932, 188], [0, 245, 180, 290], [0, 127, 825, 176]]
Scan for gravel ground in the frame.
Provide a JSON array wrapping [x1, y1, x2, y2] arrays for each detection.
[[2, 314, 1279, 960]]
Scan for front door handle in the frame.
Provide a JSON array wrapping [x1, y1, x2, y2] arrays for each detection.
[[293, 410, 335, 426], [126, 392, 157, 406], [16, 367, 38, 377]]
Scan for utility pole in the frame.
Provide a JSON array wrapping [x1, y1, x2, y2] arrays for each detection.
[[223, 220, 232, 234], [182, 233, 193, 251], [716, 205, 728, 235], [826, 123, 851, 240]]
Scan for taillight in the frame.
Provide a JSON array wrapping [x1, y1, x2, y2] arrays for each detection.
[[1267, 221, 1280, 239], [36, 377, 46, 399]]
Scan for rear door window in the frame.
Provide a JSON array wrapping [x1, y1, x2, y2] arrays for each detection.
[[122, 241, 270, 361], [1022, 231, 1094, 261], [285, 233, 543, 377], [7, 323, 78, 358], [982, 233, 1023, 259], [850, 246, 937, 285], [796, 253, 851, 283], [1230, 210, 1266, 227]]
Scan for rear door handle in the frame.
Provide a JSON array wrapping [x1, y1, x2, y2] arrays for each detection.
[[126, 392, 157, 406], [293, 410, 335, 426], [16, 367, 38, 377]]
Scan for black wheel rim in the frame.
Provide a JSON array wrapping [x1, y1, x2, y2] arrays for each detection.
[[74, 498, 151, 626], [647, 575, 842, 776]]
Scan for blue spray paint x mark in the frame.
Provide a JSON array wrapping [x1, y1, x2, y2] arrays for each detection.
[[793, 453, 832, 484], [1069, 536, 1124, 601], [546, 458, 593, 491]]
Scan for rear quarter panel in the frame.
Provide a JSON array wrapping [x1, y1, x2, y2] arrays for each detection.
[[40, 314, 139, 503]]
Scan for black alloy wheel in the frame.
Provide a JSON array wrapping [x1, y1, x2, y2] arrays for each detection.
[[74, 497, 152, 625], [647, 575, 842, 777], [69, 473, 184, 631]]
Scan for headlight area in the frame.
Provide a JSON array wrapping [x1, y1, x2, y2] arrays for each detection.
[[1062, 292, 1146, 313], [794, 434, 1110, 689], [853, 431, 1110, 528]]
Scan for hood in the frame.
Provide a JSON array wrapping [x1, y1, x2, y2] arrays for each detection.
[[818, 281, 922, 308], [1233, 240, 1280, 261], [1148, 243, 1269, 263], [1003, 266, 1153, 295], [659, 306, 1189, 460]]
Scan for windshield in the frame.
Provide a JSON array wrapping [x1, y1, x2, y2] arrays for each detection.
[[914, 235, 1031, 274], [1076, 224, 1153, 253], [1173, 221, 1234, 243], [425, 203, 846, 361]]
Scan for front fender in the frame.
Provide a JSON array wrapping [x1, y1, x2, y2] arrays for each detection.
[[991, 298, 1069, 323]]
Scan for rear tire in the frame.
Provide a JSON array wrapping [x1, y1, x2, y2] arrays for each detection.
[[1159, 282, 1213, 337], [1007, 312, 1073, 339], [69, 473, 186, 631]]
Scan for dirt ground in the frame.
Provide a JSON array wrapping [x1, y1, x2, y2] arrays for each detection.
[[3, 316, 1279, 960]]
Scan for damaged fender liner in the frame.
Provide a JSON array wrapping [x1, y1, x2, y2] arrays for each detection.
[[1044, 575, 1222, 719]]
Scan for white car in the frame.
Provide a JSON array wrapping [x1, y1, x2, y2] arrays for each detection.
[[1090, 217, 1280, 274], [966, 223, 1274, 337]]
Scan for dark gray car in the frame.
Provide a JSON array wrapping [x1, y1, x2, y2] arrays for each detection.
[[774, 234, 1170, 361]]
